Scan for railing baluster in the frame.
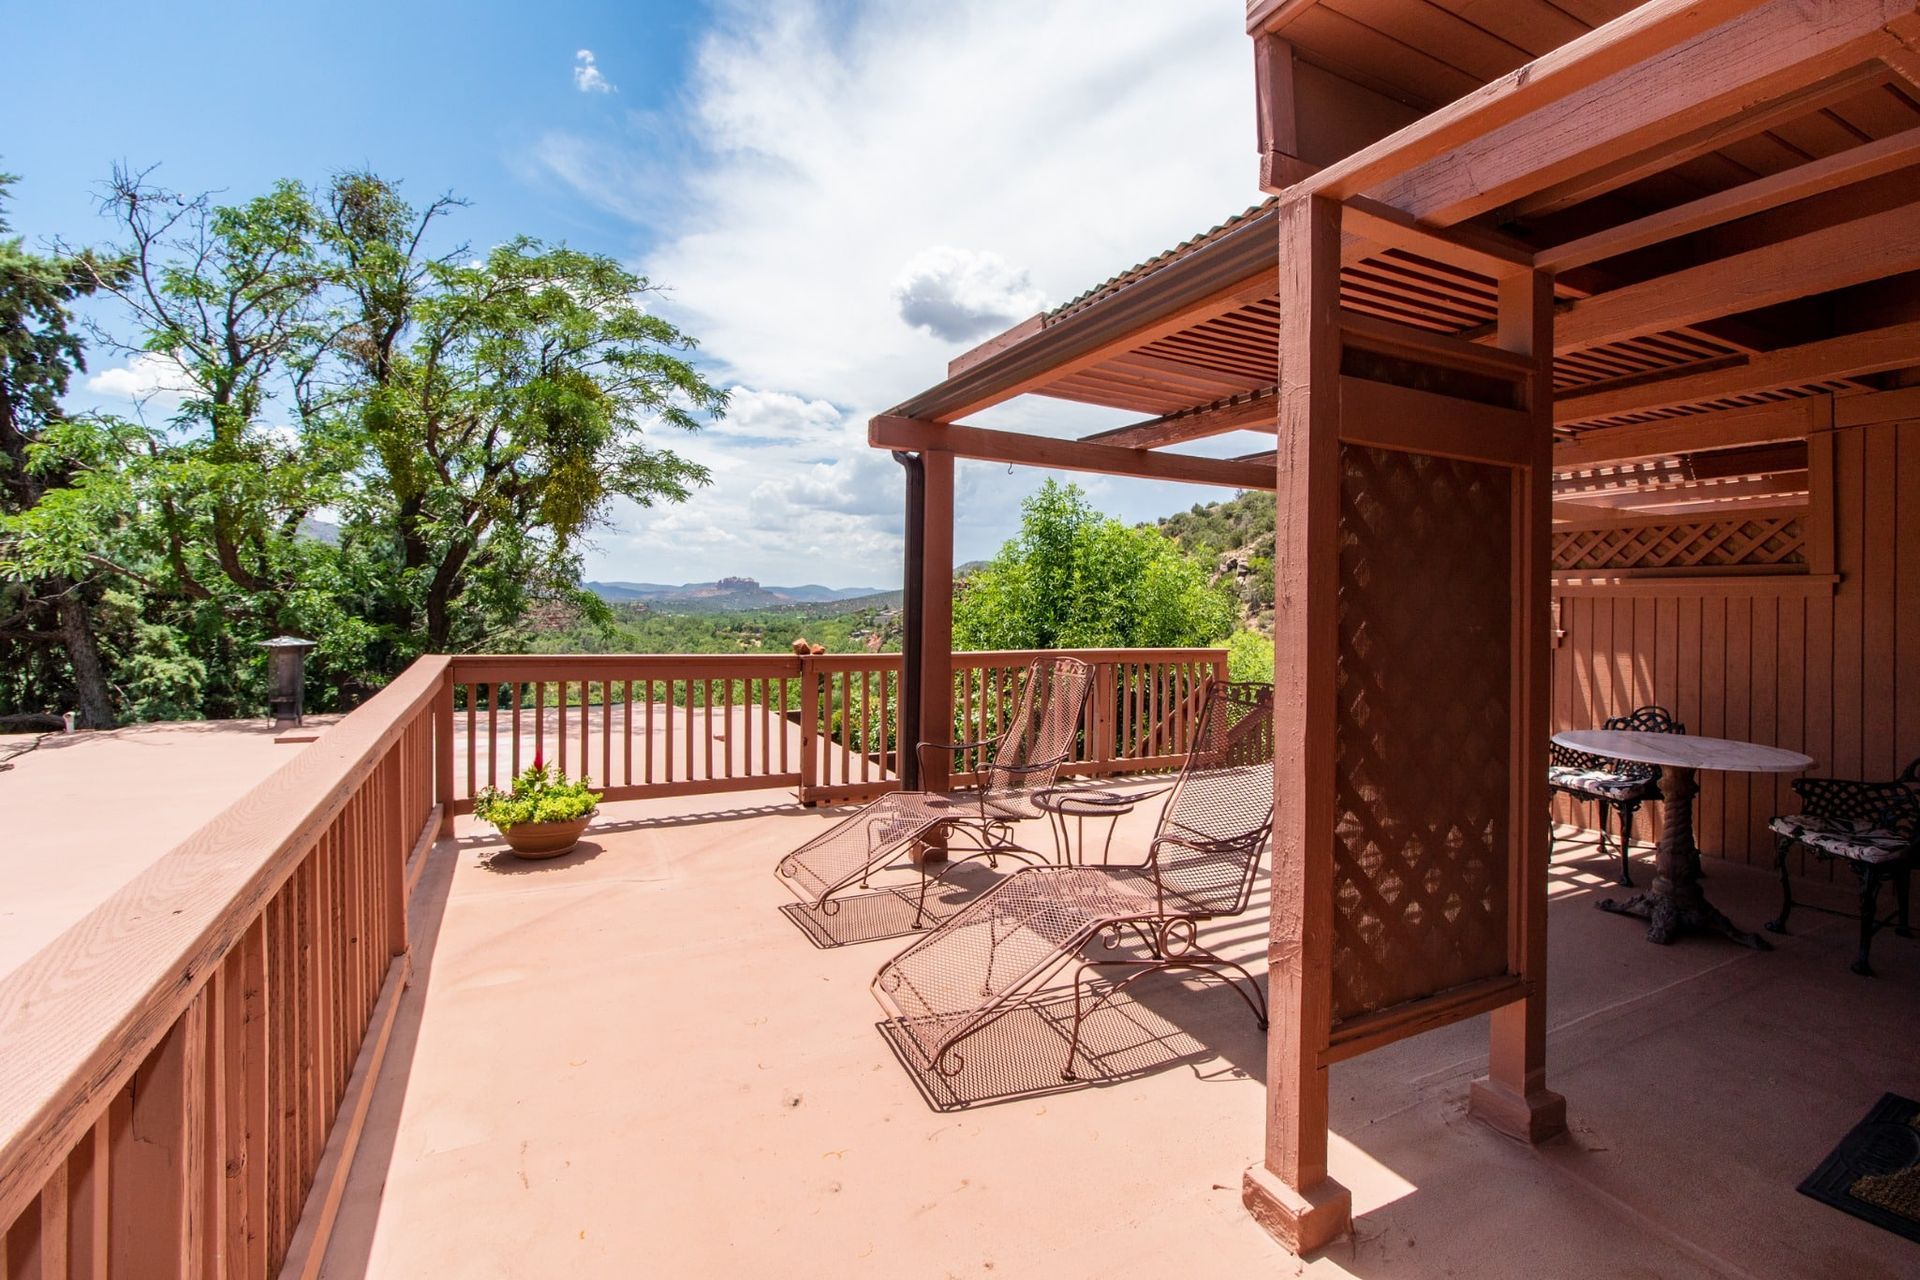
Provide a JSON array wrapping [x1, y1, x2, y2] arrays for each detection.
[[623, 679, 634, 787], [704, 680, 715, 781], [464, 684, 476, 799], [68, 1115, 108, 1280], [771, 675, 787, 775], [761, 679, 772, 775], [572, 679, 587, 782]]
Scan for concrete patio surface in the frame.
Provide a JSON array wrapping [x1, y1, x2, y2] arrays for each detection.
[[321, 788, 1920, 1278]]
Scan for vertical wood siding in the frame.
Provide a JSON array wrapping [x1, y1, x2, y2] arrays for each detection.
[[1551, 420, 1918, 877]]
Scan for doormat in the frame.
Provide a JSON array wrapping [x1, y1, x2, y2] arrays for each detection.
[[1799, 1093, 1920, 1244]]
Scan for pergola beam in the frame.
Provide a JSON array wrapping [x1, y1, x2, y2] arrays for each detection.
[[1554, 199, 1920, 354], [1555, 320, 1920, 424], [870, 415, 1275, 491], [1504, 63, 1891, 221], [1081, 388, 1279, 449], [1297, 0, 1782, 208], [1554, 399, 1828, 469], [1555, 473, 1810, 512], [1355, 1, 1910, 227], [1536, 126, 1920, 272]]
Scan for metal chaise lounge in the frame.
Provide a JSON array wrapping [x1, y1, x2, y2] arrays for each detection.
[[776, 654, 1093, 924], [872, 681, 1274, 1084]]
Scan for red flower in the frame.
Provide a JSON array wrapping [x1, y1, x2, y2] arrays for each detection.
[[531, 750, 544, 772]]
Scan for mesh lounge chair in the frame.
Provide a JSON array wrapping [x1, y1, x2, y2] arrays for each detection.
[[776, 655, 1093, 923], [1548, 705, 1685, 885], [873, 681, 1274, 1083]]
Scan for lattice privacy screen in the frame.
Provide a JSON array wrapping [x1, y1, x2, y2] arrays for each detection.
[[1552, 514, 1804, 572], [1331, 445, 1513, 1023]]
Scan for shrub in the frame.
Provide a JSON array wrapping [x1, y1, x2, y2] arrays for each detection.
[[472, 759, 602, 830], [1227, 629, 1274, 685]]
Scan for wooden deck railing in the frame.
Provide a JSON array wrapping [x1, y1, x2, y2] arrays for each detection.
[[0, 658, 445, 1280], [0, 645, 1222, 1277], [443, 647, 1228, 809]]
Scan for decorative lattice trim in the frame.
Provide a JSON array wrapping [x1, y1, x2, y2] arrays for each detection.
[[1552, 515, 1804, 572]]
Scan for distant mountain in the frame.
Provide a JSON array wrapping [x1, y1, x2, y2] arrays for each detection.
[[584, 577, 893, 612]]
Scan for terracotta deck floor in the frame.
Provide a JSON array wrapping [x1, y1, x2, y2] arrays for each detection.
[[322, 789, 1920, 1278]]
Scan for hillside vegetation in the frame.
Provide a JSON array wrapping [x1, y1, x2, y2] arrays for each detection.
[[1159, 490, 1276, 636]]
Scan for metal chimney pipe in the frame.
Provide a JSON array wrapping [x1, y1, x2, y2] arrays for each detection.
[[258, 636, 318, 727]]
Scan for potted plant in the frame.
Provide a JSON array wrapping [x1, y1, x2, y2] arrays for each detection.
[[472, 755, 603, 859]]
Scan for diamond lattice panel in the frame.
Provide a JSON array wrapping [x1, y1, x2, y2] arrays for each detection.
[[1331, 445, 1513, 1024], [1552, 516, 1805, 571]]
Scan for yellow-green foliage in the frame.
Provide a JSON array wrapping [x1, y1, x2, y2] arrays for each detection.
[[471, 763, 602, 830], [1227, 629, 1274, 685]]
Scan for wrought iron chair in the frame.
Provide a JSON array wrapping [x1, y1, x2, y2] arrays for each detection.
[[776, 655, 1093, 925], [872, 682, 1274, 1084], [1547, 705, 1686, 886], [1765, 758, 1917, 976]]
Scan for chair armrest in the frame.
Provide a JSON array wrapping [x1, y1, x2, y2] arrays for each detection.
[[915, 735, 1003, 777]]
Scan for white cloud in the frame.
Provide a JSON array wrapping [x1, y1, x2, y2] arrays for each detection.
[[892, 247, 1046, 342], [83, 352, 195, 414], [573, 49, 615, 94], [541, 1, 1259, 586]]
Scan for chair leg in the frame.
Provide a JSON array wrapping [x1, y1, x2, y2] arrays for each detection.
[[1764, 836, 1796, 935], [1851, 865, 1884, 977], [1613, 802, 1637, 887]]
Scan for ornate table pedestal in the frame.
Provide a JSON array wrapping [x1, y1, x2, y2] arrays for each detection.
[[1596, 766, 1772, 949]]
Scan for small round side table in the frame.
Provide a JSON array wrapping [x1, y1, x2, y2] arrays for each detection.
[[1033, 787, 1158, 865]]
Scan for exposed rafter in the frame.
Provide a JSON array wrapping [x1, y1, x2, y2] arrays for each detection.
[[1555, 321, 1920, 424], [1536, 126, 1920, 271], [1081, 388, 1280, 450], [1554, 200, 1920, 354]]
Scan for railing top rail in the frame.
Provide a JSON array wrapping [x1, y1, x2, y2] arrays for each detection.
[[444, 648, 1229, 679], [951, 647, 1227, 663], [447, 653, 809, 678], [0, 655, 450, 1228]]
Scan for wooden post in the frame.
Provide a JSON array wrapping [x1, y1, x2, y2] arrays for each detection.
[[798, 656, 820, 806], [1469, 268, 1568, 1144], [1244, 192, 1351, 1252], [919, 451, 956, 794]]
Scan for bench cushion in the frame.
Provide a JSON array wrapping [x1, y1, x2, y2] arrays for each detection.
[[1549, 765, 1657, 802], [1770, 813, 1913, 864]]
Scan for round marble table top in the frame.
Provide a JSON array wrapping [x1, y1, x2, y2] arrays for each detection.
[[1553, 729, 1814, 774]]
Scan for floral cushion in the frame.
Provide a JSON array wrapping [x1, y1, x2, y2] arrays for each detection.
[[1770, 813, 1914, 865], [1549, 765, 1657, 801]]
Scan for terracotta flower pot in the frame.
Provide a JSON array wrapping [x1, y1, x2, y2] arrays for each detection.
[[497, 811, 595, 859]]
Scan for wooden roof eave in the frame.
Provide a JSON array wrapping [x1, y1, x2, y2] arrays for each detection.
[[886, 206, 1281, 424]]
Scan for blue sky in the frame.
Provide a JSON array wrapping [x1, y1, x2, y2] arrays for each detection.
[[4, 1, 1265, 588]]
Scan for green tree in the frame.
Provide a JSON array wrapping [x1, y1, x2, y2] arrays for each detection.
[[318, 175, 722, 653], [0, 173, 129, 725], [5, 168, 725, 723], [953, 480, 1233, 651]]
